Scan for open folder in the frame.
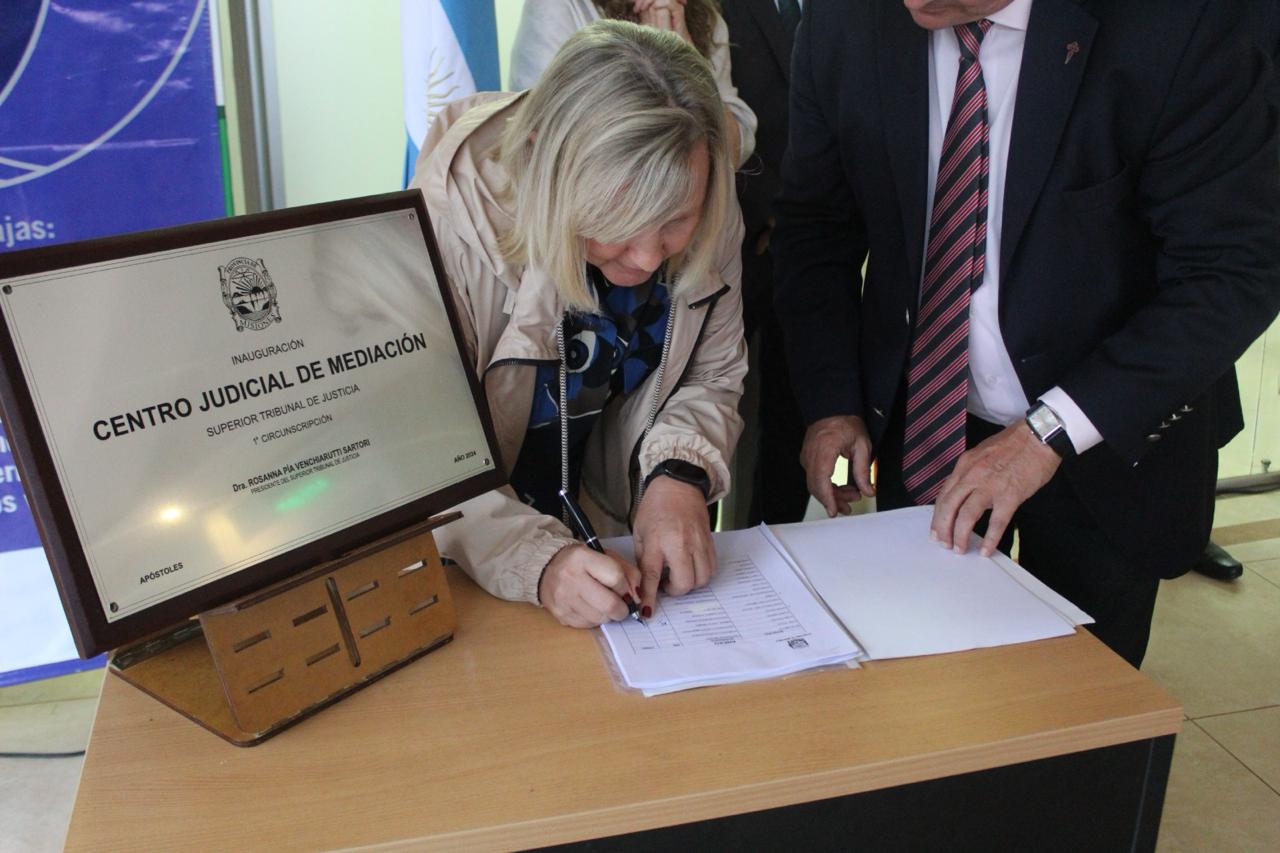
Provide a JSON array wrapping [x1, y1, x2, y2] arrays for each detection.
[[599, 506, 1091, 696]]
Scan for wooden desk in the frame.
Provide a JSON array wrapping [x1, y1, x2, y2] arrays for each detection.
[[66, 567, 1181, 851]]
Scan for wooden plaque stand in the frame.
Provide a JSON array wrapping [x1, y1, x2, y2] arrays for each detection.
[[109, 513, 460, 746]]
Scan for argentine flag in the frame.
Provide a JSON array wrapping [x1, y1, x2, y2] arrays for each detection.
[[401, 0, 500, 185]]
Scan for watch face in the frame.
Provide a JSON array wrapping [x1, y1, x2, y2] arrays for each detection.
[[1027, 404, 1074, 457], [1027, 404, 1063, 438]]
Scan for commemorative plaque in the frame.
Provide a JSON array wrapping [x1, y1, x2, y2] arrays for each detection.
[[0, 191, 503, 741]]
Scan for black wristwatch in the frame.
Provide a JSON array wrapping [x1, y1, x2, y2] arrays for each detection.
[[1025, 401, 1076, 459], [644, 459, 712, 500]]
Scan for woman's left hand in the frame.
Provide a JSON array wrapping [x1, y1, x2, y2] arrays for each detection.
[[634, 0, 692, 47], [632, 474, 716, 615]]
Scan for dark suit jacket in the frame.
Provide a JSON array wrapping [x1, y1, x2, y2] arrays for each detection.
[[772, 0, 1280, 576], [722, 0, 794, 240], [1256, 0, 1280, 106], [722, 0, 796, 333]]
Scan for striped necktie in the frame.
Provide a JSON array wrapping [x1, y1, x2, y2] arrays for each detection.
[[902, 19, 993, 505]]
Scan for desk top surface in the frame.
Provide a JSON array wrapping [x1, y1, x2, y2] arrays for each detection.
[[66, 566, 1181, 851]]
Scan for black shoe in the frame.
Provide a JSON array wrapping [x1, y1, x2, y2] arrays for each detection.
[[1193, 541, 1244, 581]]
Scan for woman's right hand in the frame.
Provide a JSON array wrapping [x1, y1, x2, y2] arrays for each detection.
[[539, 545, 642, 628], [633, 0, 692, 47]]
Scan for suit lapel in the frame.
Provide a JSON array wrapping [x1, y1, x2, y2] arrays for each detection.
[[877, 1, 930, 291], [743, 0, 794, 81], [1000, 0, 1097, 281]]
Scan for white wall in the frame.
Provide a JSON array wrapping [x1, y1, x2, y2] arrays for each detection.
[[1223, 325, 1280, 479], [266, 1, 404, 206], [495, 0, 525, 87], [261, 0, 525, 209]]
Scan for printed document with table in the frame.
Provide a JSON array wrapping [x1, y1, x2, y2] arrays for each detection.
[[601, 528, 862, 696], [599, 507, 1091, 695]]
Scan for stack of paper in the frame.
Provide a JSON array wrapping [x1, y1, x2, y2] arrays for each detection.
[[765, 507, 1091, 660], [599, 528, 863, 696], [596, 507, 1092, 696]]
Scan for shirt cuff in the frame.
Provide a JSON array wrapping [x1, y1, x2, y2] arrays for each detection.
[[1038, 387, 1103, 455]]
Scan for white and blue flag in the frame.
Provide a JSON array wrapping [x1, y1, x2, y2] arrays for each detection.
[[401, 0, 500, 185]]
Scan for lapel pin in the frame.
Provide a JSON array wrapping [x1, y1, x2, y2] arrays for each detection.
[[1064, 41, 1080, 64]]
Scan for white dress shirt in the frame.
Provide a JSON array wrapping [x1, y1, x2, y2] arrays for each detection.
[[924, 0, 1101, 453]]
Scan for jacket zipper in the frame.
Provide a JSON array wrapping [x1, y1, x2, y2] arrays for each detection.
[[555, 319, 569, 526], [486, 331, 569, 526], [485, 274, 727, 521], [482, 350, 560, 515], [631, 300, 678, 507], [484, 355, 558, 373], [628, 281, 729, 510]]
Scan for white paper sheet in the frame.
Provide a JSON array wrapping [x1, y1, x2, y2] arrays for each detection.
[[766, 506, 1090, 660], [600, 528, 863, 695]]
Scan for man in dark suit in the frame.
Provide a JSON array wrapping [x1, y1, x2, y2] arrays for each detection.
[[772, 0, 1280, 667], [1195, 0, 1280, 582], [721, 0, 810, 524]]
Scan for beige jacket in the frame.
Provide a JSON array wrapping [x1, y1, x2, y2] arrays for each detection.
[[410, 93, 747, 605]]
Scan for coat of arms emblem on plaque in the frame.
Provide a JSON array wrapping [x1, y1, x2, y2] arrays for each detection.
[[219, 256, 282, 332]]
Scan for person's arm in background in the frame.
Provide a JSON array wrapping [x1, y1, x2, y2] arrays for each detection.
[[633, 0, 757, 166], [770, 6, 874, 515], [509, 0, 587, 90], [706, 13, 757, 167]]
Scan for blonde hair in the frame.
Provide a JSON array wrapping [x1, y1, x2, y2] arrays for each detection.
[[496, 19, 732, 313]]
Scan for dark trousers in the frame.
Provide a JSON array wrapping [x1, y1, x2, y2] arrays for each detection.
[[742, 244, 810, 526], [876, 398, 1160, 669]]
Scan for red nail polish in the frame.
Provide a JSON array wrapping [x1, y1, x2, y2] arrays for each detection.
[[622, 593, 635, 606], [642, 605, 653, 619]]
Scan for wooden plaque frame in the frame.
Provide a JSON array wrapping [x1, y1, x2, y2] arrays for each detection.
[[110, 513, 460, 746], [0, 190, 503, 657]]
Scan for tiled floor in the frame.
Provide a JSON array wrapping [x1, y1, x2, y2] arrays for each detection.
[[1147, 490, 1280, 851], [1, 494, 1278, 850], [0, 670, 101, 851]]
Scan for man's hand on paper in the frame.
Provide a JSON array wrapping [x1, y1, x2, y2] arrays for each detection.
[[633, 475, 716, 615], [931, 421, 1061, 557], [800, 415, 876, 517], [539, 545, 642, 628]]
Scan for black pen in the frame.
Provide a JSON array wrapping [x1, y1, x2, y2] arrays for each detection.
[[558, 487, 643, 622]]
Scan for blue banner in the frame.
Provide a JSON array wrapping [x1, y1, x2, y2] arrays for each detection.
[[0, 0, 224, 681], [0, 0, 224, 250], [0, 425, 40, 552]]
